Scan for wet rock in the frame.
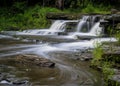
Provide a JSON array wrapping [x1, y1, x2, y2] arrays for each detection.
[[108, 71, 120, 86], [0, 80, 10, 84], [12, 79, 28, 85], [37, 62, 55, 68], [0, 54, 55, 68], [109, 14, 120, 22], [104, 14, 120, 24], [100, 14, 120, 35], [80, 53, 93, 61]]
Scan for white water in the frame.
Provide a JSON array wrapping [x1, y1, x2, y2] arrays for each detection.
[[0, 34, 13, 39], [20, 37, 117, 56], [49, 20, 66, 31], [32, 15, 103, 39], [76, 15, 100, 32], [76, 16, 90, 32], [71, 22, 103, 38], [89, 22, 103, 36]]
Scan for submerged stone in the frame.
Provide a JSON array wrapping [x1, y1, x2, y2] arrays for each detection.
[[12, 79, 28, 85]]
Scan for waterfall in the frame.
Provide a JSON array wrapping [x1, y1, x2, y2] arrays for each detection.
[[76, 15, 101, 33], [49, 20, 66, 31], [76, 16, 90, 32], [71, 15, 103, 39], [89, 22, 103, 36]]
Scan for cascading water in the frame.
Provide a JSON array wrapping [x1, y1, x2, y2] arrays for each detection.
[[76, 16, 89, 32], [42, 20, 67, 35], [70, 15, 103, 39], [76, 15, 100, 33], [49, 20, 66, 31], [89, 22, 103, 36]]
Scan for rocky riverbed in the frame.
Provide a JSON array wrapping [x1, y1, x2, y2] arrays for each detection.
[[0, 36, 104, 86], [0, 54, 55, 86]]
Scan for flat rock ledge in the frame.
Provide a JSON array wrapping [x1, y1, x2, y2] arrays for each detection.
[[0, 54, 55, 68]]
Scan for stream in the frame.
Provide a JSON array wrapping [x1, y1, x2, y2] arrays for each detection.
[[0, 35, 104, 86]]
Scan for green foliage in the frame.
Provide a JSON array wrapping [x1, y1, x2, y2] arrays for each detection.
[[81, 4, 110, 14], [91, 44, 116, 86], [0, 4, 61, 31], [114, 30, 120, 45], [91, 44, 103, 66], [102, 62, 114, 80]]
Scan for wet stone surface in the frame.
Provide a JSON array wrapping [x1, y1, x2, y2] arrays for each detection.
[[0, 54, 55, 85], [0, 54, 55, 68]]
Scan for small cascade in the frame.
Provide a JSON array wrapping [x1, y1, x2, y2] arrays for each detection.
[[89, 22, 103, 36], [70, 15, 103, 39], [76, 16, 90, 32], [76, 15, 101, 33], [91, 15, 101, 26], [49, 20, 66, 31]]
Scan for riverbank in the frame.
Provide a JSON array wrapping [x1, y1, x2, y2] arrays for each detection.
[[90, 43, 120, 86]]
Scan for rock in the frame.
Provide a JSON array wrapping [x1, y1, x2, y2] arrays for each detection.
[[37, 62, 55, 68], [0, 54, 55, 68], [46, 12, 82, 20], [12, 79, 28, 85], [46, 12, 103, 20], [102, 52, 120, 63], [100, 14, 120, 36], [116, 12, 120, 15], [80, 53, 93, 61], [104, 14, 120, 23], [111, 9, 119, 14], [108, 73, 120, 86], [116, 23, 120, 29]]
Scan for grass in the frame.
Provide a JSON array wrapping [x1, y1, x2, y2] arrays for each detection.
[[63, 3, 111, 14], [91, 42, 120, 86], [114, 30, 120, 45], [81, 4, 111, 14]]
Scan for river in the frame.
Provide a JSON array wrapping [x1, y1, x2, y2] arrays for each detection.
[[0, 35, 104, 86]]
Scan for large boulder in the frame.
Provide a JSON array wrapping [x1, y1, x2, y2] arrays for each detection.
[[104, 14, 120, 23], [0, 54, 55, 68]]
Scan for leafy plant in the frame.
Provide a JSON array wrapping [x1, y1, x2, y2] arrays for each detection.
[[114, 30, 120, 45], [91, 43, 103, 66]]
